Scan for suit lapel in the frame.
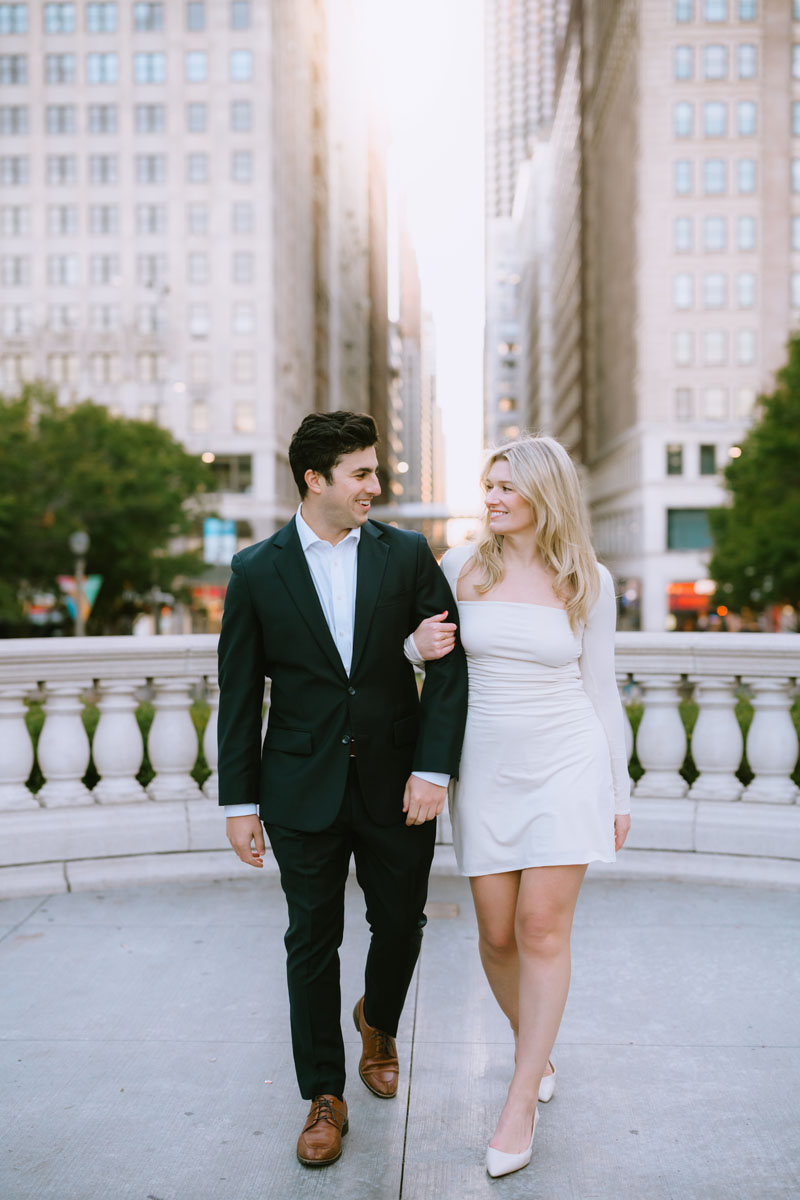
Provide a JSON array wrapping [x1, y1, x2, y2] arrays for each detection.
[[350, 521, 389, 678], [272, 518, 348, 681]]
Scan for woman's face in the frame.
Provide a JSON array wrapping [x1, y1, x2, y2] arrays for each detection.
[[483, 459, 535, 536]]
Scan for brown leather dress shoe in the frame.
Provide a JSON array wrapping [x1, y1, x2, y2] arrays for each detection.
[[352, 996, 399, 1098], [296, 1094, 348, 1167]]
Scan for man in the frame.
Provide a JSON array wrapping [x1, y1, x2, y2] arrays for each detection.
[[218, 411, 468, 1167]]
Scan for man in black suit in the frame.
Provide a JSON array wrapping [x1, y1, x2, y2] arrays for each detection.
[[218, 411, 467, 1166]]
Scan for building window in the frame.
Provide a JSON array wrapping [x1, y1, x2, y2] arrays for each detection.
[[703, 101, 726, 136], [667, 509, 712, 550], [136, 154, 167, 183], [676, 388, 694, 420], [737, 100, 756, 136], [674, 216, 693, 251], [737, 44, 756, 78], [90, 253, 119, 285], [231, 1, 250, 29], [89, 352, 121, 384], [136, 253, 167, 287], [186, 1, 204, 31], [737, 215, 756, 250], [699, 445, 716, 475], [703, 45, 727, 79], [1, 305, 32, 336], [134, 52, 166, 84], [666, 444, 684, 475], [232, 302, 254, 333], [703, 272, 727, 307], [736, 271, 756, 307], [0, 54, 27, 84], [736, 387, 755, 417], [703, 0, 727, 19], [189, 400, 208, 433], [703, 215, 726, 250], [89, 204, 118, 234], [44, 105, 74, 135], [137, 352, 167, 382], [736, 328, 756, 365], [232, 202, 253, 233], [185, 50, 207, 82], [47, 154, 77, 185], [188, 303, 210, 338], [230, 49, 252, 81], [189, 353, 210, 385], [186, 102, 206, 132], [209, 455, 252, 494], [737, 158, 756, 193], [674, 159, 693, 194], [47, 304, 78, 332], [135, 203, 166, 234], [232, 351, 255, 383], [793, 217, 800, 251], [0, 155, 28, 185], [703, 330, 727, 365], [0, 205, 30, 235], [47, 254, 79, 285], [674, 331, 694, 365], [45, 54, 77, 84], [233, 401, 255, 432], [792, 273, 800, 308], [47, 204, 77, 235], [793, 160, 800, 192], [133, 2, 162, 30], [86, 3, 116, 33], [136, 304, 165, 335], [702, 387, 727, 418], [43, 4, 75, 33], [47, 353, 79, 384], [673, 274, 694, 308], [738, 0, 756, 16], [88, 104, 118, 134], [0, 3, 27, 33], [232, 251, 254, 282], [674, 45, 693, 79], [1, 255, 30, 286], [187, 252, 208, 284], [793, 102, 800, 137], [186, 153, 209, 182], [674, 101, 694, 137], [675, 0, 693, 20], [135, 104, 166, 134], [231, 150, 252, 182], [87, 52, 118, 85], [703, 158, 726, 193], [230, 100, 252, 132], [0, 105, 28, 135], [186, 203, 208, 235], [88, 154, 117, 184]]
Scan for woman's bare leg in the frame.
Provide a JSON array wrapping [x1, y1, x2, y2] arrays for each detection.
[[469, 871, 521, 1030], [489, 863, 587, 1153]]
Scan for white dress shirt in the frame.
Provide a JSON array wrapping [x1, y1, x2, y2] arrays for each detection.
[[224, 506, 447, 818]]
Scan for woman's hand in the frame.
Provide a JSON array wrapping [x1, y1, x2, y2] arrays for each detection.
[[614, 814, 631, 851], [411, 611, 457, 660]]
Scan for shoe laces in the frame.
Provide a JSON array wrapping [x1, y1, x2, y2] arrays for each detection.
[[371, 1028, 394, 1057], [310, 1096, 339, 1126]]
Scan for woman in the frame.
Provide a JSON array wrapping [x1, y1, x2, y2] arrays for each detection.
[[408, 435, 631, 1178]]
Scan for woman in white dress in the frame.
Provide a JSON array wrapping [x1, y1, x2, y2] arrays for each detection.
[[408, 435, 631, 1178]]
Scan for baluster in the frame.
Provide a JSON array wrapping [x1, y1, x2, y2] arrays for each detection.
[[202, 677, 219, 800], [617, 672, 634, 763], [633, 675, 688, 799], [0, 688, 38, 810], [741, 678, 800, 805], [688, 676, 744, 802], [37, 682, 93, 807], [147, 678, 203, 801], [92, 680, 148, 804]]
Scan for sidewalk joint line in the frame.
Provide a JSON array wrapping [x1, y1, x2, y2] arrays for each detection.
[[0, 893, 53, 946], [398, 959, 421, 1200]]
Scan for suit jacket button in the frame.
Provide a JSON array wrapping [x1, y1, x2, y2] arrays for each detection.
[[348, 686, 356, 695], [341, 735, 351, 744]]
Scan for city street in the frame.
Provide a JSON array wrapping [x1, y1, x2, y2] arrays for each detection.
[[2, 867, 798, 1199]]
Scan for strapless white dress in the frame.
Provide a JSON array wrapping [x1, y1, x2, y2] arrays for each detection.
[[436, 545, 631, 877]]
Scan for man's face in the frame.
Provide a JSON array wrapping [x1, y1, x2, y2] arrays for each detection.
[[315, 446, 381, 530]]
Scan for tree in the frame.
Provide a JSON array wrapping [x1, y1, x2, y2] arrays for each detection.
[[0, 382, 212, 632], [709, 334, 800, 612]]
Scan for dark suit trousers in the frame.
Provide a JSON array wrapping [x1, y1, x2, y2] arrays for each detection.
[[265, 761, 436, 1100]]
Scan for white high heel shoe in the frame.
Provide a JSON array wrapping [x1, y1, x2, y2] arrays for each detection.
[[538, 1059, 556, 1103], [486, 1107, 539, 1178]]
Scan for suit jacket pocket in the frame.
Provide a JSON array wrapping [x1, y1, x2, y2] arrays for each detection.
[[264, 726, 313, 755], [392, 714, 418, 747]]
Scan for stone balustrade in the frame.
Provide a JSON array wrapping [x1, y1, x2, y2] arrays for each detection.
[[1, 633, 799, 897]]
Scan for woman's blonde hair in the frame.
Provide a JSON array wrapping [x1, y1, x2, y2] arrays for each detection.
[[470, 434, 601, 630]]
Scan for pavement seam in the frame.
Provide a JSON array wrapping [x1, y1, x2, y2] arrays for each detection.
[[397, 960, 422, 1200], [0, 894, 53, 946]]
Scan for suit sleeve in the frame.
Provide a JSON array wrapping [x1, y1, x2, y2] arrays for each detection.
[[410, 535, 469, 778], [217, 553, 268, 808]]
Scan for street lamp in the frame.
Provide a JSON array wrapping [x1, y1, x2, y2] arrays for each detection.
[[68, 530, 90, 637]]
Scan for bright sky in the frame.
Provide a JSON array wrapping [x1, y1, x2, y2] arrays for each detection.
[[357, 0, 486, 515]]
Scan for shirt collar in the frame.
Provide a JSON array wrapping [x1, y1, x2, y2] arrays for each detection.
[[296, 504, 361, 552]]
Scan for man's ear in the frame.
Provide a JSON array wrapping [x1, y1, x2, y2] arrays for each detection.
[[304, 468, 323, 495]]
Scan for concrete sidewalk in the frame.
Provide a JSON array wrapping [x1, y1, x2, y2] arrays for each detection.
[[1, 866, 799, 1200]]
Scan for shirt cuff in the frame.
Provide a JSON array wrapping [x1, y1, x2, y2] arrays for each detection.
[[224, 803, 260, 818], [404, 632, 425, 666], [411, 771, 450, 789]]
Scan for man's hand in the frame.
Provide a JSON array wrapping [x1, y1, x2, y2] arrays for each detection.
[[402, 776, 447, 826], [411, 611, 457, 661], [227, 814, 266, 867]]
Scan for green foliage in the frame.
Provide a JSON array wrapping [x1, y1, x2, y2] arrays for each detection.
[[709, 334, 800, 609], [0, 382, 211, 630]]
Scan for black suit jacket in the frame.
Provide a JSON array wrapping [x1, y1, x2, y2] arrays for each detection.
[[217, 517, 468, 831]]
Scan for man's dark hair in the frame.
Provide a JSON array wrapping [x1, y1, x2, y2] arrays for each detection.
[[289, 411, 379, 498]]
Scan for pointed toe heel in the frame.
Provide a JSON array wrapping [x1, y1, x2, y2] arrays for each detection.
[[538, 1060, 556, 1103], [485, 1107, 539, 1178]]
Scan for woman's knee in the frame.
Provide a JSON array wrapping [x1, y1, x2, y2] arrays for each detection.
[[479, 922, 517, 960], [514, 907, 568, 958]]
